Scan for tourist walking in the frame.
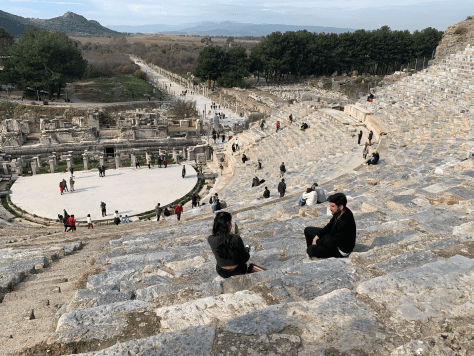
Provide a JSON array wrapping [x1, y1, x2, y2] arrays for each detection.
[[164, 157, 168, 168], [100, 201, 106, 217], [156, 203, 163, 221], [362, 142, 370, 159], [304, 193, 356, 259], [368, 131, 373, 146], [358, 130, 363, 145], [87, 214, 93, 229], [69, 177, 75, 192], [62, 178, 69, 192], [98, 166, 103, 177], [101, 165, 106, 177], [278, 179, 286, 198], [59, 181, 65, 195], [276, 121, 280, 132], [66, 214, 76, 232], [219, 163, 224, 175], [182, 165, 186, 178], [70, 167, 74, 178], [232, 143, 236, 153], [279, 162, 286, 178], [174, 204, 183, 221], [235, 139, 239, 151]]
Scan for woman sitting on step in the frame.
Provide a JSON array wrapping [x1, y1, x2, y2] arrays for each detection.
[[208, 212, 251, 278]]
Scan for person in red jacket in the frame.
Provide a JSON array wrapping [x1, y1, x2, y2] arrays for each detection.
[[276, 121, 280, 132], [164, 157, 168, 168], [66, 214, 76, 232], [174, 204, 183, 221], [59, 182, 65, 195]]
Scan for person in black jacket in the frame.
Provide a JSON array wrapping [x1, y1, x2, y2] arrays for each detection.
[[263, 186, 270, 198], [358, 130, 363, 145], [304, 193, 356, 258], [278, 179, 286, 197], [208, 212, 250, 278], [366, 151, 380, 165]]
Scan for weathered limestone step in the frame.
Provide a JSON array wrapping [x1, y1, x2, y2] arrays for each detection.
[[69, 326, 215, 356], [155, 291, 266, 332], [56, 300, 156, 343], [357, 255, 474, 321]]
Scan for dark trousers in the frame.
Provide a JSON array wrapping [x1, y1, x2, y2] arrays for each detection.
[[102, 209, 106, 217], [279, 191, 285, 197], [304, 227, 344, 258], [177, 213, 181, 221], [156, 214, 160, 221], [216, 263, 248, 279], [67, 225, 76, 232]]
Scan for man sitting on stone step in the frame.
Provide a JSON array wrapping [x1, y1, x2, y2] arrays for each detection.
[[304, 193, 356, 259], [312, 183, 326, 203], [366, 151, 380, 165]]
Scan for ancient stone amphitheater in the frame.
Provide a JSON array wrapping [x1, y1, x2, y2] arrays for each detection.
[[2, 41, 474, 355]]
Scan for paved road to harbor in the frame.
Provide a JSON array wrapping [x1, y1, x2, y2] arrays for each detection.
[[10, 164, 197, 222]]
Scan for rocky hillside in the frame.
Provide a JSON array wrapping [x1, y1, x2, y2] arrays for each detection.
[[0, 10, 118, 37], [432, 14, 474, 64]]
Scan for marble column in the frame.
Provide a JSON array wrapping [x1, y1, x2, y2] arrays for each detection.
[[49, 158, 55, 173], [115, 154, 121, 169], [131, 154, 136, 167], [31, 160, 37, 175], [66, 156, 72, 172], [99, 156, 105, 167], [83, 154, 89, 171]]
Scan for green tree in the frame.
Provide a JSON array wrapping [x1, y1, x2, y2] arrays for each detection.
[[0, 27, 14, 52], [1, 27, 87, 100], [194, 46, 226, 87]]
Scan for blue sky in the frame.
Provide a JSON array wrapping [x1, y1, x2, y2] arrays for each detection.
[[3, 0, 473, 31]]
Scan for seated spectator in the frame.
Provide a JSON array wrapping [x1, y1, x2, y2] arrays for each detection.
[[263, 186, 270, 198], [304, 193, 356, 259], [298, 188, 316, 206], [208, 212, 250, 278], [124, 215, 130, 223], [366, 151, 380, 165], [242, 154, 248, 164], [312, 183, 326, 203], [252, 176, 260, 187], [300, 122, 309, 131]]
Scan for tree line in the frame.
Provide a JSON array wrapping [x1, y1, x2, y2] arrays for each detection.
[[193, 26, 443, 87]]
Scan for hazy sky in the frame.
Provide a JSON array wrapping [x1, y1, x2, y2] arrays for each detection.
[[3, 0, 473, 31]]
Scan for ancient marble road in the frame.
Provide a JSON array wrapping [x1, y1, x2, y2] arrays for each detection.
[[10, 165, 197, 221]]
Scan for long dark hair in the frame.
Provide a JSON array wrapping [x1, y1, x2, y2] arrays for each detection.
[[213, 211, 235, 259]]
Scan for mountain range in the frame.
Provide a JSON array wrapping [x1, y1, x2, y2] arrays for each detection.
[[0, 10, 119, 37], [111, 21, 355, 36]]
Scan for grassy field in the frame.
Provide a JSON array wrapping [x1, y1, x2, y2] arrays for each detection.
[[73, 74, 162, 103]]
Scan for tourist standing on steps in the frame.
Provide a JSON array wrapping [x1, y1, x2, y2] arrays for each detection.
[[280, 162, 286, 178], [304, 193, 356, 259], [276, 121, 280, 132], [362, 142, 370, 159], [358, 130, 363, 145], [278, 179, 286, 198], [235, 139, 239, 151], [87, 214, 93, 229], [368, 131, 373, 146], [156, 203, 163, 221], [208, 211, 250, 279], [182, 165, 186, 178], [174, 204, 183, 221], [232, 143, 236, 153], [100, 201, 106, 217], [192, 194, 198, 208], [289, 114, 293, 123]]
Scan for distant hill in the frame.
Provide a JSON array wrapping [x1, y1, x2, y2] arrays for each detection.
[[110, 21, 355, 36], [0, 10, 119, 37]]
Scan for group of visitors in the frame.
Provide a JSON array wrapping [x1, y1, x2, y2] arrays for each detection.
[[157, 155, 168, 168], [155, 202, 184, 221], [113, 210, 130, 225], [231, 138, 240, 152], [297, 183, 326, 206], [59, 178, 74, 195], [58, 209, 76, 232], [208, 192, 356, 278]]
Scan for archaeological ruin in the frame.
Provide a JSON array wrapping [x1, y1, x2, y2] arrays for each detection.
[[1, 16, 474, 356]]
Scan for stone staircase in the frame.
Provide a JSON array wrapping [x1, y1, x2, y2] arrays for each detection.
[[3, 45, 474, 355]]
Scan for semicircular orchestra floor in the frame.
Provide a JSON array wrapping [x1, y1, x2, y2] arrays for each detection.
[[10, 164, 197, 221]]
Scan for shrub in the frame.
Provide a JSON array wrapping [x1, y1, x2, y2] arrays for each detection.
[[454, 26, 469, 35], [134, 70, 147, 80]]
